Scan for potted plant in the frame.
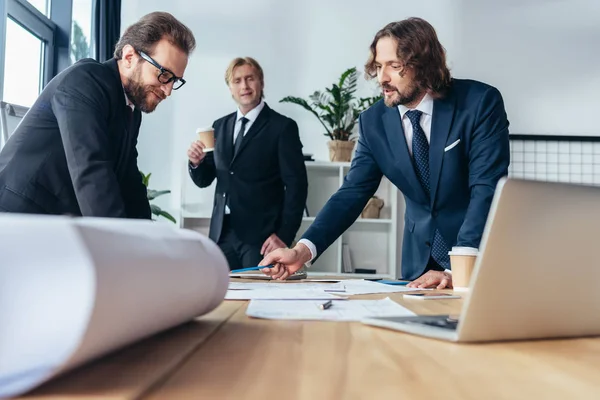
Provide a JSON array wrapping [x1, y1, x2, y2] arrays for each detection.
[[140, 171, 176, 223], [280, 67, 381, 162]]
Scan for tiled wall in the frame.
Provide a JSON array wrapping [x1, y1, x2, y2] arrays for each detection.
[[508, 136, 600, 186]]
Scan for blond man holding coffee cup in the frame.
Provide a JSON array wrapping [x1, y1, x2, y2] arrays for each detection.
[[187, 57, 308, 270]]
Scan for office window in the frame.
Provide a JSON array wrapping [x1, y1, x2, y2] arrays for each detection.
[[2, 18, 44, 107], [0, 0, 56, 106], [25, 0, 49, 17], [71, 0, 93, 62]]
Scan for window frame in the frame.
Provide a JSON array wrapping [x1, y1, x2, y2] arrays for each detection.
[[0, 0, 75, 103]]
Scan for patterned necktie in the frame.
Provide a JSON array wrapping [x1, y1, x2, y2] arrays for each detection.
[[234, 117, 249, 155], [406, 110, 450, 268]]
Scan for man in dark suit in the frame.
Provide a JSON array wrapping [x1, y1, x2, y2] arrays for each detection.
[[260, 18, 510, 289], [187, 57, 308, 270], [0, 12, 195, 218]]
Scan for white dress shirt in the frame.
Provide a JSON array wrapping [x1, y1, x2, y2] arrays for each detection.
[[299, 94, 434, 264], [224, 100, 265, 214], [123, 87, 134, 110], [233, 100, 265, 145]]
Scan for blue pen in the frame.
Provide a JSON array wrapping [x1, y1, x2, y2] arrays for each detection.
[[230, 265, 274, 274], [377, 280, 409, 286]]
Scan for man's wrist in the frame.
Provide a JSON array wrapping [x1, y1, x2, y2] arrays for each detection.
[[294, 242, 313, 265], [189, 158, 205, 169]]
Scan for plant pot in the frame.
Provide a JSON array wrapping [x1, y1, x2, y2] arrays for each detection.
[[361, 196, 384, 219], [328, 140, 355, 162]]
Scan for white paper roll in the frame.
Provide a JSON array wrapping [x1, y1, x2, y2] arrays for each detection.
[[0, 214, 229, 398]]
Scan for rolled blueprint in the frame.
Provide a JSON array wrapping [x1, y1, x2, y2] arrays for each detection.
[[0, 214, 229, 398]]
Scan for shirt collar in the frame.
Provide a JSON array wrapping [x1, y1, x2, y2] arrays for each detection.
[[397, 92, 433, 119], [236, 100, 265, 123], [122, 86, 134, 110]]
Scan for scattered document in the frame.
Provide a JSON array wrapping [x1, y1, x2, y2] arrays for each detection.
[[341, 279, 431, 295], [0, 215, 229, 399], [225, 289, 342, 300], [228, 282, 346, 292], [246, 297, 415, 321]]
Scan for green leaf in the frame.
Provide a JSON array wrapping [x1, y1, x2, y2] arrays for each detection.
[[338, 67, 357, 89], [281, 67, 380, 142], [280, 95, 333, 138], [158, 210, 177, 223], [141, 171, 150, 187], [149, 204, 176, 223], [150, 203, 162, 216], [147, 189, 171, 201]]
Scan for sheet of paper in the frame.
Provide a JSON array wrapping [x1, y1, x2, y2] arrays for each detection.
[[228, 282, 346, 292], [341, 279, 431, 295], [225, 289, 341, 300], [246, 297, 415, 321], [0, 215, 229, 398]]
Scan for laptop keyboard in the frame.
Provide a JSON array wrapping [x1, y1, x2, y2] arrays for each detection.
[[404, 316, 459, 330]]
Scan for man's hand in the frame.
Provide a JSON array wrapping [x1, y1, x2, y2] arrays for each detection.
[[406, 270, 453, 289], [259, 243, 312, 280], [261, 233, 286, 256], [187, 140, 207, 167]]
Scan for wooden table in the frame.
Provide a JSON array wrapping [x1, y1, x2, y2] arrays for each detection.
[[20, 279, 600, 400]]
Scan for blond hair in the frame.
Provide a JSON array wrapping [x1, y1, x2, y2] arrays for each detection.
[[224, 57, 265, 98]]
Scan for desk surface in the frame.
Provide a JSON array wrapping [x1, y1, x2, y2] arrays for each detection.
[[20, 279, 600, 400]]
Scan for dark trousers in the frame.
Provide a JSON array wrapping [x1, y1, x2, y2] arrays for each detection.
[[217, 215, 263, 270]]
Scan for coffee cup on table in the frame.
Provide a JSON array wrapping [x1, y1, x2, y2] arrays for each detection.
[[448, 246, 479, 291], [196, 126, 215, 152]]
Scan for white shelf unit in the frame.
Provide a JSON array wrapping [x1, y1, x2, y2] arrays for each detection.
[[179, 160, 400, 278], [300, 161, 399, 279], [179, 160, 214, 237]]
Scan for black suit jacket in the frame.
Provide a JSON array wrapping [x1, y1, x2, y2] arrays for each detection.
[[189, 104, 308, 246], [0, 58, 151, 218]]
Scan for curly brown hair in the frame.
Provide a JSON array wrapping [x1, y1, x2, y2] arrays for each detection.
[[364, 18, 451, 98]]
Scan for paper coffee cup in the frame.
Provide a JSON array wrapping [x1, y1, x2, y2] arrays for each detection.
[[448, 246, 478, 291], [196, 126, 215, 152]]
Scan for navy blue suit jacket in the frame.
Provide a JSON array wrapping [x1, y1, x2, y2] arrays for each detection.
[[303, 79, 510, 280]]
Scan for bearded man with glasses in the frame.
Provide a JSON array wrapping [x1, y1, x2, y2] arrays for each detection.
[[0, 12, 195, 218]]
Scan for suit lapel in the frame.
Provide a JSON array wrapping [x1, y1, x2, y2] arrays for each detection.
[[429, 92, 456, 207], [231, 104, 270, 165], [219, 114, 235, 165], [382, 107, 428, 203]]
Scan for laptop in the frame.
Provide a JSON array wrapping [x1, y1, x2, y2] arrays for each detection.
[[362, 177, 600, 342]]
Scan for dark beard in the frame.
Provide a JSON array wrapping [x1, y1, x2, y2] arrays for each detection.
[[123, 68, 161, 113], [382, 83, 421, 108]]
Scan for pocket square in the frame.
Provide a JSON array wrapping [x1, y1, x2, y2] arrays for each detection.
[[444, 139, 461, 152]]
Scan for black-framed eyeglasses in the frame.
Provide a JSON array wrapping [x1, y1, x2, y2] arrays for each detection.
[[138, 51, 186, 90]]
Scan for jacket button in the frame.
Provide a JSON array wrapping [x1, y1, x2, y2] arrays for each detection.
[[222, 193, 226, 197], [230, 171, 234, 175], [432, 211, 438, 218], [425, 241, 431, 247]]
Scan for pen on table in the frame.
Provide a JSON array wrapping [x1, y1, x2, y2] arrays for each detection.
[[230, 265, 273, 274], [319, 300, 333, 310]]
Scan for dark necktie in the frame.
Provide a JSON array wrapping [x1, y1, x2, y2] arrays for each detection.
[[234, 117, 249, 155], [406, 110, 450, 268]]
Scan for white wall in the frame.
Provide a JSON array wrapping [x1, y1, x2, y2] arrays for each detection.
[[454, 0, 600, 136], [121, 0, 600, 217]]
